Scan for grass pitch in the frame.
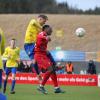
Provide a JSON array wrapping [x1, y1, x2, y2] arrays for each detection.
[[3, 84, 100, 100]]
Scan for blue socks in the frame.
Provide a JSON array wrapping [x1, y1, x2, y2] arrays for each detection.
[[11, 80, 16, 92], [4, 80, 7, 90], [3, 80, 16, 93]]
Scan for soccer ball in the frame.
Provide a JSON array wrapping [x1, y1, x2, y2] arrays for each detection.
[[75, 27, 86, 37]]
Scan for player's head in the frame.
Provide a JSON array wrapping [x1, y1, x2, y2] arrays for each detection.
[[37, 15, 48, 25], [42, 25, 52, 35], [10, 38, 16, 48]]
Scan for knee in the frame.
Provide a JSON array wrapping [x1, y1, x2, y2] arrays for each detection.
[[5, 75, 8, 81], [12, 77, 15, 80], [12, 75, 16, 80]]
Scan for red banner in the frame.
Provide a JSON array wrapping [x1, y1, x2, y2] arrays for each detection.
[[2, 73, 98, 86]]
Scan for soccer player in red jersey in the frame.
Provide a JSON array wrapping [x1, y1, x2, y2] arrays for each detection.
[[34, 25, 65, 94]]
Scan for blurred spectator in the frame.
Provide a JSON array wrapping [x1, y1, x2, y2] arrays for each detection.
[[24, 61, 31, 72], [65, 61, 74, 74], [56, 62, 65, 74], [17, 61, 24, 72], [87, 60, 96, 74], [17, 61, 31, 73]]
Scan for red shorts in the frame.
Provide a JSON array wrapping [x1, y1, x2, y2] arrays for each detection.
[[34, 53, 53, 70]]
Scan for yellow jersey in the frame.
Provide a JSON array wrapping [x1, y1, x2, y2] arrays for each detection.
[[24, 19, 42, 43], [3, 46, 20, 68], [0, 28, 5, 69]]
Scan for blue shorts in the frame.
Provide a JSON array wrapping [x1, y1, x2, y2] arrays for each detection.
[[24, 43, 35, 60], [0, 69, 2, 88], [5, 67, 17, 75], [24, 43, 40, 75]]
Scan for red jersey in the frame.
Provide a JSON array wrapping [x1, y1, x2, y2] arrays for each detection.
[[35, 31, 48, 54], [34, 31, 52, 69]]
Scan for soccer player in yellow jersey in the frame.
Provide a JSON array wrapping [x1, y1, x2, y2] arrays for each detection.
[[0, 28, 5, 92], [24, 15, 48, 82], [3, 39, 20, 94]]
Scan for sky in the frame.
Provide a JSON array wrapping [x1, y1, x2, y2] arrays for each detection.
[[56, 0, 100, 10]]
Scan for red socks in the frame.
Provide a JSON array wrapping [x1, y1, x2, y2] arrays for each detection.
[[41, 71, 58, 87], [50, 73, 58, 87], [41, 71, 51, 86]]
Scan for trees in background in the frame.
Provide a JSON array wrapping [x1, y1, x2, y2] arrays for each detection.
[[0, 0, 100, 14]]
